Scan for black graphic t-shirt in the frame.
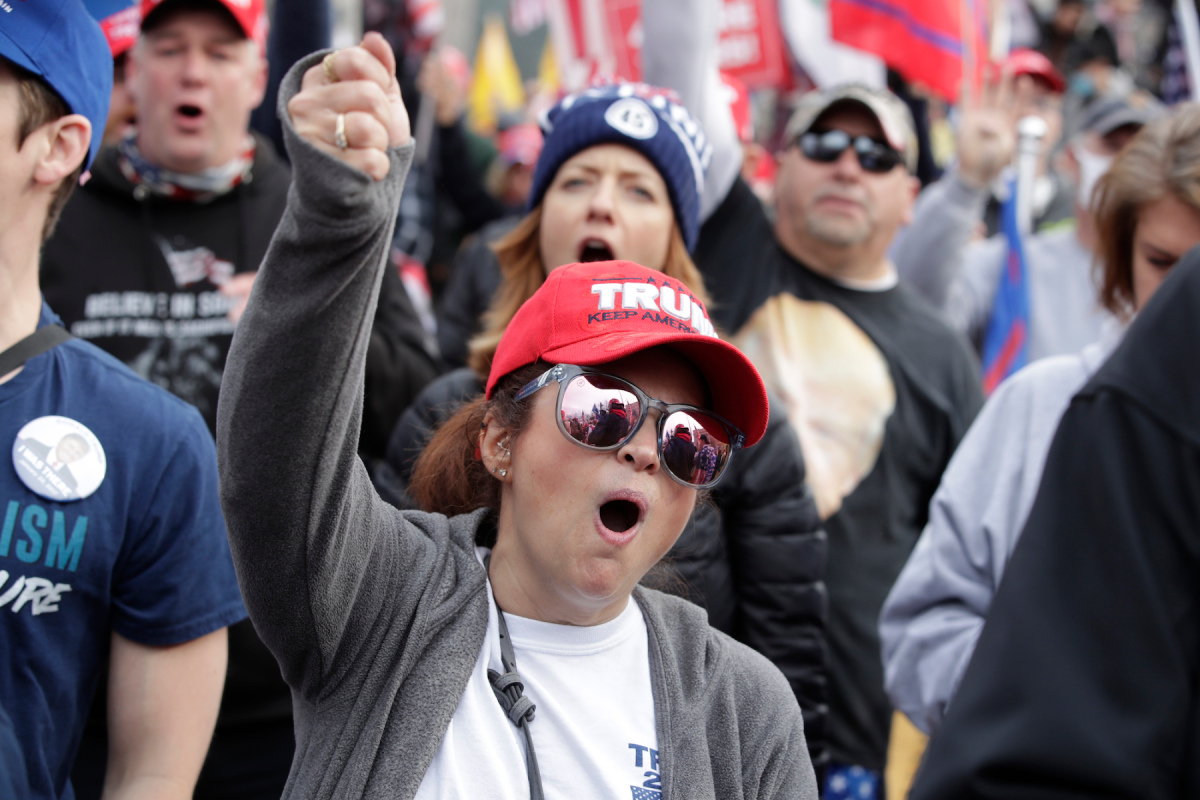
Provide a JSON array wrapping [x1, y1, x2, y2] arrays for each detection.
[[696, 179, 984, 770], [40, 138, 291, 436]]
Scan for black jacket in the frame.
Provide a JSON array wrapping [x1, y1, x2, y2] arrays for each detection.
[[911, 249, 1200, 798], [375, 367, 831, 771], [435, 217, 512, 369]]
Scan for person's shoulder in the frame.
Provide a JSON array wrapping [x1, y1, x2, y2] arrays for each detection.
[[479, 215, 521, 243], [55, 338, 211, 437], [958, 352, 1092, 458], [400, 507, 492, 559], [998, 351, 1092, 405], [635, 587, 794, 698], [889, 280, 979, 357], [698, 177, 772, 249], [416, 368, 484, 410]]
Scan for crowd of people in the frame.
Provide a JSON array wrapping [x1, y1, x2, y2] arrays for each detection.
[[2, 0, 1200, 798]]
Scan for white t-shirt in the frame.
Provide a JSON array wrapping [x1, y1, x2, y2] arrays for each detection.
[[413, 548, 660, 800]]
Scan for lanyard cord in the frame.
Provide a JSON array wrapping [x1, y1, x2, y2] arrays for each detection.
[[484, 555, 545, 800], [0, 325, 72, 377]]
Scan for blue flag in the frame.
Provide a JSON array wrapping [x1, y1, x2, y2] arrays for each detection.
[[981, 182, 1031, 394]]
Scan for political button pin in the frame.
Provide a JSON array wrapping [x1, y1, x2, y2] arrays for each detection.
[[12, 416, 107, 503]]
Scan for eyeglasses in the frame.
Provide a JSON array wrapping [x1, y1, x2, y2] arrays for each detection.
[[796, 129, 906, 174], [514, 364, 745, 489]]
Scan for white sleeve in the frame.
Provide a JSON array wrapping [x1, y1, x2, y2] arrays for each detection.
[[892, 170, 990, 309], [878, 362, 1082, 734]]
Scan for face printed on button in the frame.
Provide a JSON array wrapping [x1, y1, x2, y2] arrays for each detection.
[[12, 417, 107, 503]]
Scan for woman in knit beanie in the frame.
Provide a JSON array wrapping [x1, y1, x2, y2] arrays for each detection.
[[465, 83, 716, 375]]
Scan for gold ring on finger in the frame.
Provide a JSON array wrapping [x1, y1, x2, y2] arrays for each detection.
[[335, 113, 348, 150], [323, 52, 339, 83]]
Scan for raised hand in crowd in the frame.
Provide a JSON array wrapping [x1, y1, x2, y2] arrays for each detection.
[[288, 32, 410, 181], [416, 48, 468, 127], [955, 69, 1032, 190]]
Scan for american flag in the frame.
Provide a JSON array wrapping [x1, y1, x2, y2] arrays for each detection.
[[981, 180, 1030, 395], [630, 787, 662, 800]]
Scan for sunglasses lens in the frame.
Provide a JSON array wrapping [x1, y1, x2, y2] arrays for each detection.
[[560, 375, 641, 448], [557, 371, 736, 487], [799, 130, 849, 164], [660, 410, 734, 486], [855, 140, 902, 173], [801, 130, 902, 174]]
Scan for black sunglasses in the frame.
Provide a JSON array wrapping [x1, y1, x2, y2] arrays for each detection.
[[796, 129, 906, 174], [513, 364, 745, 489]]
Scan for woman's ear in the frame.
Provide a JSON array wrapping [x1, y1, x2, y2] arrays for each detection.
[[479, 412, 513, 481]]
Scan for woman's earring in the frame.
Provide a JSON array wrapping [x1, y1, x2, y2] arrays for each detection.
[[499, 468, 508, 478]]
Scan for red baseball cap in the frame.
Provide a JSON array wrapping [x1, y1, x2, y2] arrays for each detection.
[[83, 0, 140, 57], [487, 261, 769, 447], [141, 0, 268, 47], [1002, 48, 1065, 93], [498, 122, 543, 167]]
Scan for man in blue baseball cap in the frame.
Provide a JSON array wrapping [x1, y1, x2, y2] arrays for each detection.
[[0, 1, 247, 798]]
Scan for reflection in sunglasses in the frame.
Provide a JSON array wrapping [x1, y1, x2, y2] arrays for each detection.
[[517, 365, 745, 489], [559, 375, 734, 486]]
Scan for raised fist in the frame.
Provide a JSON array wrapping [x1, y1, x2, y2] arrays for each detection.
[[288, 32, 412, 181]]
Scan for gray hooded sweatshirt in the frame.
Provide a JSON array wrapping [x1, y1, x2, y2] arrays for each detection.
[[216, 52, 817, 800], [878, 324, 1122, 735]]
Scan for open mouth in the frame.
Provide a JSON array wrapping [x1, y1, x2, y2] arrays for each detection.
[[599, 499, 640, 533], [578, 239, 615, 263], [177, 104, 203, 119]]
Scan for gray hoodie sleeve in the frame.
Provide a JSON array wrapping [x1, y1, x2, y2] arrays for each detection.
[[216, 51, 431, 698], [878, 354, 1090, 734], [892, 169, 1000, 342], [640, 0, 741, 221]]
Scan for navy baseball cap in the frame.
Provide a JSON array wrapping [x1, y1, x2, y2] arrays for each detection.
[[0, 0, 113, 171]]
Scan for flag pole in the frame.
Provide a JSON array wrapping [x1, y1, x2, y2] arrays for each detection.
[[1175, 0, 1200, 102], [961, 0, 977, 107], [1015, 116, 1047, 235]]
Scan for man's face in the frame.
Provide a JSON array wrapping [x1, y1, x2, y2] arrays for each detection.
[[775, 105, 915, 255], [55, 436, 88, 464], [128, 6, 266, 173]]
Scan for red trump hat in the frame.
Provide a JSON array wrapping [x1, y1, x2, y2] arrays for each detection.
[[141, 0, 268, 47], [487, 261, 770, 447]]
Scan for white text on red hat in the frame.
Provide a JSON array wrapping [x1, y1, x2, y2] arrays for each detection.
[[591, 280, 716, 337]]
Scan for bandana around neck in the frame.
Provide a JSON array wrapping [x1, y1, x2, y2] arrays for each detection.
[[118, 133, 256, 203]]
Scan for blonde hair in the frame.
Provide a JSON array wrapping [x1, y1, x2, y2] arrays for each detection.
[[1092, 104, 1200, 316], [466, 205, 712, 377]]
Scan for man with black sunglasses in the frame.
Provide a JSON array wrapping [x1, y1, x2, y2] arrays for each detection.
[[692, 83, 984, 797]]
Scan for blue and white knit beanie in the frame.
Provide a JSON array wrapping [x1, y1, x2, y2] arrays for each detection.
[[528, 84, 713, 252]]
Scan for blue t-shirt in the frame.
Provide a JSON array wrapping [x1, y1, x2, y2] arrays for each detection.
[[0, 303, 247, 800]]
